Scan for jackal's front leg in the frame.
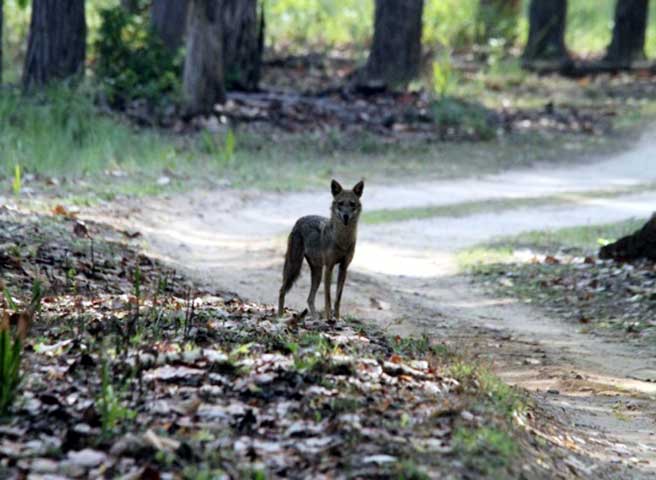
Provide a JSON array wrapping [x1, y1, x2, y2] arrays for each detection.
[[334, 263, 348, 321], [324, 266, 333, 321]]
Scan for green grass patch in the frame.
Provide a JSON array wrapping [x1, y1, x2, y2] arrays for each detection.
[[457, 218, 647, 272], [501, 218, 647, 253], [449, 361, 527, 419], [0, 86, 177, 177], [453, 426, 519, 478], [4, 83, 643, 202], [364, 185, 656, 226]]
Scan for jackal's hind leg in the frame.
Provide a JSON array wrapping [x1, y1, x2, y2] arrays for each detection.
[[307, 263, 322, 320]]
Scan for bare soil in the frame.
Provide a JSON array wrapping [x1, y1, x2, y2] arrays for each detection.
[[89, 130, 656, 477]]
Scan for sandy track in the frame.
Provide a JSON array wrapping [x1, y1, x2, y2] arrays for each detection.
[[91, 130, 656, 477]]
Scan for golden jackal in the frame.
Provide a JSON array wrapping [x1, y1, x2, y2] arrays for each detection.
[[278, 179, 364, 321]]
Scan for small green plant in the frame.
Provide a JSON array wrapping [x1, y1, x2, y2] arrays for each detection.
[[97, 357, 135, 436], [432, 55, 455, 100], [200, 128, 237, 166], [224, 129, 236, 164], [12, 164, 21, 196], [0, 281, 41, 417], [0, 326, 22, 416]]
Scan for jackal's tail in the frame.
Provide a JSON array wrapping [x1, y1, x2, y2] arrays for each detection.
[[278, 229, 304, 316]]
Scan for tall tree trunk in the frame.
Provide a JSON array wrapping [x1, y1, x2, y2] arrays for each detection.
[[477, 0, 520, 43], [522, 0, 570, 69], [359, 0, 424, 90], [183, 0, 225, 115], [152, 0, 189, 52], [23, 0, 86, 90], [0, 0, 3, 84], [604, 0, 648, 68], [221, 0, 263, 91]]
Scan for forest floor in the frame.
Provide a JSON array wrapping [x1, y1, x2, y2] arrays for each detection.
[[81, 128, 656, 478], [3, 59, 656, 478]]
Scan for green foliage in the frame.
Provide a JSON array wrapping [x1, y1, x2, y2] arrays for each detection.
[[97, 358, 135, 436], [432, 98, 495, 140], [0, 328, 22, 417], [0, 86, 176, 177], [200, 128, 238, 166], [453, 426, 518, 475], [431, 56, 455, 100], [12, 164, 21, 196], [94, 4, 182, 107], [224, 129, 236, 163], [476, 1, 519, 45], [449, 361, 526, 419], [266, 0, 373, 51]]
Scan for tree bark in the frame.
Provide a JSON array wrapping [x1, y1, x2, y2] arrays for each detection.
[[605, 0, 649, 68], [221, 0, 263, 91], [0, 0, 4, 84], [359, 0, 424, 90], [599, 214, 656, 261], [23, 0, 87, 90], [152, 0, 189, 52], [477, 0, 520, 43], [183, 0, 225, 115], [522, 0, 570, 69]]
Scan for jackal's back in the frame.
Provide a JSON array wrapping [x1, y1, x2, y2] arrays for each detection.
[[292, 215, 329, 255]]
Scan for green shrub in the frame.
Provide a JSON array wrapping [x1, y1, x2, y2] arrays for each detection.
[[94, 3, 182, 108], [432, 97, 496, 140]]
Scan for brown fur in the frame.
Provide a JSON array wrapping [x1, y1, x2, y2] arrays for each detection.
[[278, 179, 364, 321]]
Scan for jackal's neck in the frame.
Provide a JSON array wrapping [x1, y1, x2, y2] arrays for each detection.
[[330, 214, 358, 248]]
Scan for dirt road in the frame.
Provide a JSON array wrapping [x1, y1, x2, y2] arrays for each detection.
[[93, 131, 656, 477]]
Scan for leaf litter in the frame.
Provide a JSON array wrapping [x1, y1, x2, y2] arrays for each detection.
[[474, 250, 656, 343], [0, 205, 630, 479]]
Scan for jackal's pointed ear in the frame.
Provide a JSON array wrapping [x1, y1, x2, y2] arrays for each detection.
[[331, 179, 343, 197], [353, 180, 364, 198]]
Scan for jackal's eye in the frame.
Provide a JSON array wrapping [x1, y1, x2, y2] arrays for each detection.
[[348, 201, 356, 208], [337, 201, 346, 207]]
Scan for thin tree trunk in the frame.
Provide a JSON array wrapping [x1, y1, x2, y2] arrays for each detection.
[[522, 0, 570, 69], [221, 0, 263, 91], [359, 0, 424, 90], [477, 0, 520, 43], [599, 213, 656, 261], [183, 0, 225, 115], [152, 0, 189, 52], [23, 0, 86, 90], [605, 0, 649, 68]]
